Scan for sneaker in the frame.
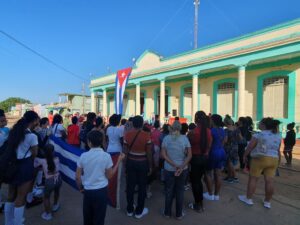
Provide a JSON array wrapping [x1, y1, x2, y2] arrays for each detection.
[[263, 201, 271, 209], [225, 178, 234, 184], [41, 212, 53, 221], [176, 211, 186, 220], [127, 211, 134, 217], [135, 208, 149, 219], [214, 195, 220, 201], [233, 177, 239, 183], [184, 185, 190, 191], [52, 204, 60, 212], [238, 195, 254, 206], [188, 203, 204, 213], [203, 192, 214, 201]]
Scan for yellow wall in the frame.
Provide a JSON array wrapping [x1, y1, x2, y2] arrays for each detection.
[[105, 63, 300, 123]]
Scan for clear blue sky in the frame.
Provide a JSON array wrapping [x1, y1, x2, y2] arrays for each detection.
[[0, 0, 299, 104]]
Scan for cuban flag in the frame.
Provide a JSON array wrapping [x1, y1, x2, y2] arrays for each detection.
[[49, 136, 122, 209], [115, 67, 132, 115]]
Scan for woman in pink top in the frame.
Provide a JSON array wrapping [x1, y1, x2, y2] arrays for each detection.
[[34, 144, 62, 221]]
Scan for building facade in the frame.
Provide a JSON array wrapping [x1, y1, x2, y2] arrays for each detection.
[[90, 19, 300, 134]]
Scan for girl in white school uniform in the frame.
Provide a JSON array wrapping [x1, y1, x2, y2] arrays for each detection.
[[5, 111, 40, 225]]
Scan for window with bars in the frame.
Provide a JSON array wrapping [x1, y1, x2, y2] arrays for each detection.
[[218, 82, 235, 90], [263, 77, 288, 86]]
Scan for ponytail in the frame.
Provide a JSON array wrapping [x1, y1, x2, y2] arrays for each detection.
[[7, 111, 39, 152], [44, 144, 56, 173], [195, 111, 209, 151]]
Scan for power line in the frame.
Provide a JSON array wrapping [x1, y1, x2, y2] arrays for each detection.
[[146, 0, 190, 49], [0, 30, 88, 81]]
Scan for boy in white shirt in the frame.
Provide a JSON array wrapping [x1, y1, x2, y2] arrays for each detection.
[[76, 130, 124, 225]]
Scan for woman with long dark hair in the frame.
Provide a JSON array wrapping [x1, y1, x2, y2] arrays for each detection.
[[5, 111, 40, 225], [51, 114, 67, 140], [203, 114, 226, 201], [187, 111, 212, 212]]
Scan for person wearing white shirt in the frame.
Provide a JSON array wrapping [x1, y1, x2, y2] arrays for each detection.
[[106, 114, 123, 153], [76, 130, 124, 225], [51, 114, 67, 139], [4, 111, 39, 225]]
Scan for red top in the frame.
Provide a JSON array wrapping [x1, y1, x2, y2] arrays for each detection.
[[189, 126, 212, 155], [124, 130, 151, 154], [67, 124, 80, 145], [48, 114, 54, 126], [151, 129, 161, 147]]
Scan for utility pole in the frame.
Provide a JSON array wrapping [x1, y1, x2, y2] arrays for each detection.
[[194, 0, 200, 49], [82, 82, 85, 114]]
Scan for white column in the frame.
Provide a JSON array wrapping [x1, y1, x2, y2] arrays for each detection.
[[136, 82, 141, 115], [160, 79, 165, 123], [102, 89, 107, 117], [238, 65, 246, 117], [91, 91, 96, 113], [192, 73, 199, 117]]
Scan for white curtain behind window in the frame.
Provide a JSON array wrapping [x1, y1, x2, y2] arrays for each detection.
[[184, 87, 192, 117], [217, 82, 235, 117], [263, 77, 288, 118]]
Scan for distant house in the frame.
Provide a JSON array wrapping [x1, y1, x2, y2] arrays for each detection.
[[52, 93, 94, 115]]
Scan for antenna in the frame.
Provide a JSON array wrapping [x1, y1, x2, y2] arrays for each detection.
[[194, 0, 200, 49]]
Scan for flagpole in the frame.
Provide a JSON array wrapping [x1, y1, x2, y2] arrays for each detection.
[[194, 0, 200, 49]]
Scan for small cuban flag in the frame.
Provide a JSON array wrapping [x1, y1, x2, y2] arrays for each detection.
[[115, 67, 132, 115]]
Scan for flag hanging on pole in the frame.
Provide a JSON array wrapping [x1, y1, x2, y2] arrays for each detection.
[[115, 67, 132, 115]]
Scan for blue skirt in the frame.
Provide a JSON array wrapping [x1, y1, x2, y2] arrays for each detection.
[[11, 157, 35, 186], [208, 148, 226, 170]]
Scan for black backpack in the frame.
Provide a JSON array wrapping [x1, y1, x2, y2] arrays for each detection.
[[0, 142, 18, 183], [0, 131, 31, 184]]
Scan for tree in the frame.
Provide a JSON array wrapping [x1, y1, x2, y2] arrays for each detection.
[[0, 97, 31, 112]]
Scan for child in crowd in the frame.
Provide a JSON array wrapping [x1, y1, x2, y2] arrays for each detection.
[[35, 144, 62, 221], [76, 130, 124, 225], [283, 122, 296, 166], [188, 123, 196, 131], [67, 116, 80, 147], [36, 117, 51, 150]]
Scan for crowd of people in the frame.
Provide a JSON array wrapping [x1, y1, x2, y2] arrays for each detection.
[[0, 108, 297, 225]]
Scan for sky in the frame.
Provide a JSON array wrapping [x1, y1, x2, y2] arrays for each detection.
[[0, 0, 299, 104]]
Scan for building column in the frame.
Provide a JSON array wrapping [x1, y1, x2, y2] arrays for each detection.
[[192, 73, 199, 117], [238, 65, 246, 117], [160, 79, 165, 122], [102, 89, 107, 117], [91, 91, 96, 113], [136, 82, 141, 115]]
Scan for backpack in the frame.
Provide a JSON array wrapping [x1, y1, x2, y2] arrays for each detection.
[[0, 143, 18, 183], [0, 130, 31, 184]]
